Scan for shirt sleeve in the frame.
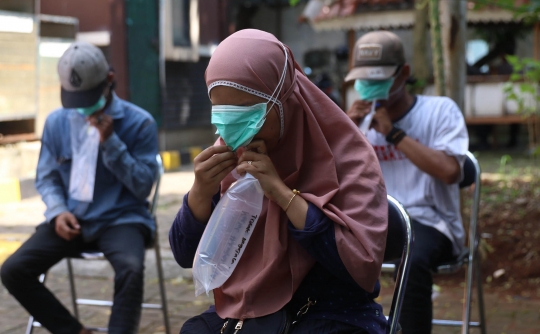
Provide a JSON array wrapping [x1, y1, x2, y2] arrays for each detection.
[[431, 98, 469, 177], [169, 192, 221, 268], [100, 118, 159, 201], [35, 118, 69, 222], [288, 203, 357, 284]]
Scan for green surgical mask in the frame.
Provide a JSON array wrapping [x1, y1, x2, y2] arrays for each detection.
[[211, 103, 268, 151], [76, 95, 106, 116], [354, 78, 394, 101], [210, 43, 289, 151]]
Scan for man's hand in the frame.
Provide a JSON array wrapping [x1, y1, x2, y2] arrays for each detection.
[[370, 107, 393, 136], [346, 100, 371, 125], [88, 112, 114, 143], [347, 100, 393, 136], [55, 212, 81, 241]]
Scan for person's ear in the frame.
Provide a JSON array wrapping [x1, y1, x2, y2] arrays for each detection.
[[400, 64, 410, 81], [107, 71, 115, 84]]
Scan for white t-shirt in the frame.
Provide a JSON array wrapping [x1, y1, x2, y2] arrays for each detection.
[[366, 95, 469, 256]]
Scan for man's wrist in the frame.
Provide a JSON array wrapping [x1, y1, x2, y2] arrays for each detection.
[[100, 132, 117, 147], [386, 126, 407, 145]]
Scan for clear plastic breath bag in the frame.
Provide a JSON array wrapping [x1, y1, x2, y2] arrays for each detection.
[[69, 113, 100, 202], [358, 100, 377, 135], [193, 172, 264, 296]]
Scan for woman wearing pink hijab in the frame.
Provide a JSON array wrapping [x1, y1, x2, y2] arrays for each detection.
[[169, 29, 388, 334]]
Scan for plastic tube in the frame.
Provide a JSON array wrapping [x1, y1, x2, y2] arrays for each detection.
[[358, 100, 378, 135]]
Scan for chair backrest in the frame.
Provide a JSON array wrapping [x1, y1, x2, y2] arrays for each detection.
[[384, 196, 410, 262], [385, 195, 414, 334], [149, 154, 165, 216], [459, 152, 478, 189], [463, 151, 482, 265], [458, 152, 481, 251]]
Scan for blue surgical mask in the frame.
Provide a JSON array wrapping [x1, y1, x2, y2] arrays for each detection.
[[354, 78, 394, 101], [76, 95, 106, 116], [211, 103, 268, 151]]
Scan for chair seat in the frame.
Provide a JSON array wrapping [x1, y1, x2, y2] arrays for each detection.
[[78, 252, 105, 260], [382, 249, 469, 275], [381, 262, 397, 273], [71, 233, 158, 260], [434, 249, 469, 274]]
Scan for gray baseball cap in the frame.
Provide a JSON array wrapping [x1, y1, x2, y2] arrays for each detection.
[[344, 31, 405, 82], [57, 41, 109, 108]]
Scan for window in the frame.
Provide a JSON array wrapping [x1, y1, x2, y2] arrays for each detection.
[[467, 40, 489, 73], [172, 0, 190, 47], [162, 0, 199, 61]]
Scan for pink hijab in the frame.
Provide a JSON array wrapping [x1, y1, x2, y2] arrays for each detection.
[[205, 29, 387, 319]]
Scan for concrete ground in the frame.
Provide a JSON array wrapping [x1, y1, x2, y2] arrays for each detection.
[[1, 168, 539, 333]]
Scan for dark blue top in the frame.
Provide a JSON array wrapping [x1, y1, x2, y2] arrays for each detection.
[[35, 93, 158, 241], [169, 193, 387, 334]]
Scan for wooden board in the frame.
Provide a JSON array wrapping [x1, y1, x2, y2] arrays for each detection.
[[465, 115, 536, 125]]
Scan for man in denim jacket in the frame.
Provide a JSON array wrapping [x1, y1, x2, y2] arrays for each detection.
[[1, 42, 158, 334]]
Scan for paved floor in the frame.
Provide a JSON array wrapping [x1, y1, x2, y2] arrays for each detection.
[[1, 169, 539, 333]]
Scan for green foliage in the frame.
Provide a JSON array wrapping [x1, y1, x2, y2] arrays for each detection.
[[407, 78, 427, 94], [499, 154, 512, 173], [503, 56, 540, 118], [289, 0, 301, 6], [470, 0, 540, 24]]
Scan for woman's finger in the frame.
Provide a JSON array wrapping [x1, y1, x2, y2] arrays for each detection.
[[198, 151, 236, 172], [246, 140, 268, 155], [238, 151, 267, 165], [214, 164, 237, 182], [206, 157, 238, 179], [194, 145, 231, 164], [236, 163, 261, 177]]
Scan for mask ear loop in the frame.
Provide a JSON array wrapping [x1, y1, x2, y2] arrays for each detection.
[[388, 66, 405, 98], [256, 43, 288, 127]]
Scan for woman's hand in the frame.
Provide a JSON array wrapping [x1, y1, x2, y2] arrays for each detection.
[[238, 140, 309, 229], [192, 145, 237, 199], [236, 140, 291, 209], [189, 145, 237, 223]]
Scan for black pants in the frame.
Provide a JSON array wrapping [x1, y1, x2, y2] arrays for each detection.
[[0, 222, 149, 334], [398, 220, 454, 334], [180, 309, 369, 334]]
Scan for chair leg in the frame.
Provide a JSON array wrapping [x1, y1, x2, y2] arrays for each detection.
[[154, 239, 171, 334], [26, 274, 47, 334], [67, 258, 80, 320], [25, 315, 36, 334], [475, 254, 487, 334], [462, 257, 475, 333]]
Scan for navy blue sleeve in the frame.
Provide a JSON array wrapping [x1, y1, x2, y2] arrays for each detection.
[[169, 192, 220, 268], [288, 203, 356, 284]]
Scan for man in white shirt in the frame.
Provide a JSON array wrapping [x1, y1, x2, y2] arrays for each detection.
[[345, 31, 469, 333]]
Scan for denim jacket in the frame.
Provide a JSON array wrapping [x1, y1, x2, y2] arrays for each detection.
[[35, 93, 159, 241]]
